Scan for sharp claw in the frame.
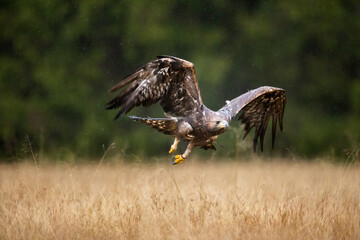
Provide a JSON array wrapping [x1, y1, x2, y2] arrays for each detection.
[[169, 147, 176, 154], [171, 155, 185, 165]]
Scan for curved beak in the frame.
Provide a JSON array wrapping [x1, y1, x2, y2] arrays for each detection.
[[218, 120, 229, 129]]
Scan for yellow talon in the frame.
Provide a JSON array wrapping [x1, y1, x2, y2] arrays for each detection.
[[169, 146, 177, 154], [171, 155, 185, 165]]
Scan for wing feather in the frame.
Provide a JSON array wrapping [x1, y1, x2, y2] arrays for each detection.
[[272, 115, 277, 149], [106, 56, 203, 119], [218, 86, 286, 152]]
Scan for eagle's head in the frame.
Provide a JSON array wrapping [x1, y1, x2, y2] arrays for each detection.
[[209, 120, 229, 135]]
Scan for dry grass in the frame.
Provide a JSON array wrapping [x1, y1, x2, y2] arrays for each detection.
[[0, 159, 359, 239]]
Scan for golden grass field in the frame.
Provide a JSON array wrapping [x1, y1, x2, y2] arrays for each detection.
[[1, 158, 359, 239]]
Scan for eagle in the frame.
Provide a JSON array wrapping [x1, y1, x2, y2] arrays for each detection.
[[106, 56, 286, 164]]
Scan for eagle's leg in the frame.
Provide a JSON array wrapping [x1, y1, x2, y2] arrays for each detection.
[[169, 137, 180, 154], [171, 142, 194, 165]]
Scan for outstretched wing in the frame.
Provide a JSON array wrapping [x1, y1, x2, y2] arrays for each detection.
[[218, 86, 286, 152], [106, 56, 203, 119]]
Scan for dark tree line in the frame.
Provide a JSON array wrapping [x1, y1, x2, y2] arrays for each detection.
[[0, 0, 359, 161]]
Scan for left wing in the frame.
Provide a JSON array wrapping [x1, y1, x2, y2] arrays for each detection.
[[106, 56, 203, 119], [218, 86, 286, 152]]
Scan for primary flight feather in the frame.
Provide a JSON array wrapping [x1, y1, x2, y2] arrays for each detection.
[[107, 56, 286, 164]]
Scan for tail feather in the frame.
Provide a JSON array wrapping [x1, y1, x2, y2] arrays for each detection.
[[129, 116, 178, 136]]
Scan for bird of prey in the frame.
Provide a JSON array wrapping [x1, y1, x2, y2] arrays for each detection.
[[106, 56, 286, 164]]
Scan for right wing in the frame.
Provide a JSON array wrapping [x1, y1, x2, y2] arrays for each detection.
[[218, 86, 286, 152], [106, 56, 203, 119]]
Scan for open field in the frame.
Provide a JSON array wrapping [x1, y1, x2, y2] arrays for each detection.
[[1, 159, 359, 239]]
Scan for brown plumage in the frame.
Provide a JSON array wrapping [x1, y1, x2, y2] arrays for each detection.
[[106, 55, 202, 119], [107, 56, 287, 164]]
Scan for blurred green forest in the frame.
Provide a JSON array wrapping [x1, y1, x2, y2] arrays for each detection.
[[0, 0, 359, 162]]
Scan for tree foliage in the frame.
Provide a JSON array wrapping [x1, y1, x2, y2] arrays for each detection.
[[0, 0, 359, 161]]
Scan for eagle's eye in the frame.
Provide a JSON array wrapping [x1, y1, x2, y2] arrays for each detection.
[[215, 120, 229, 129]]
